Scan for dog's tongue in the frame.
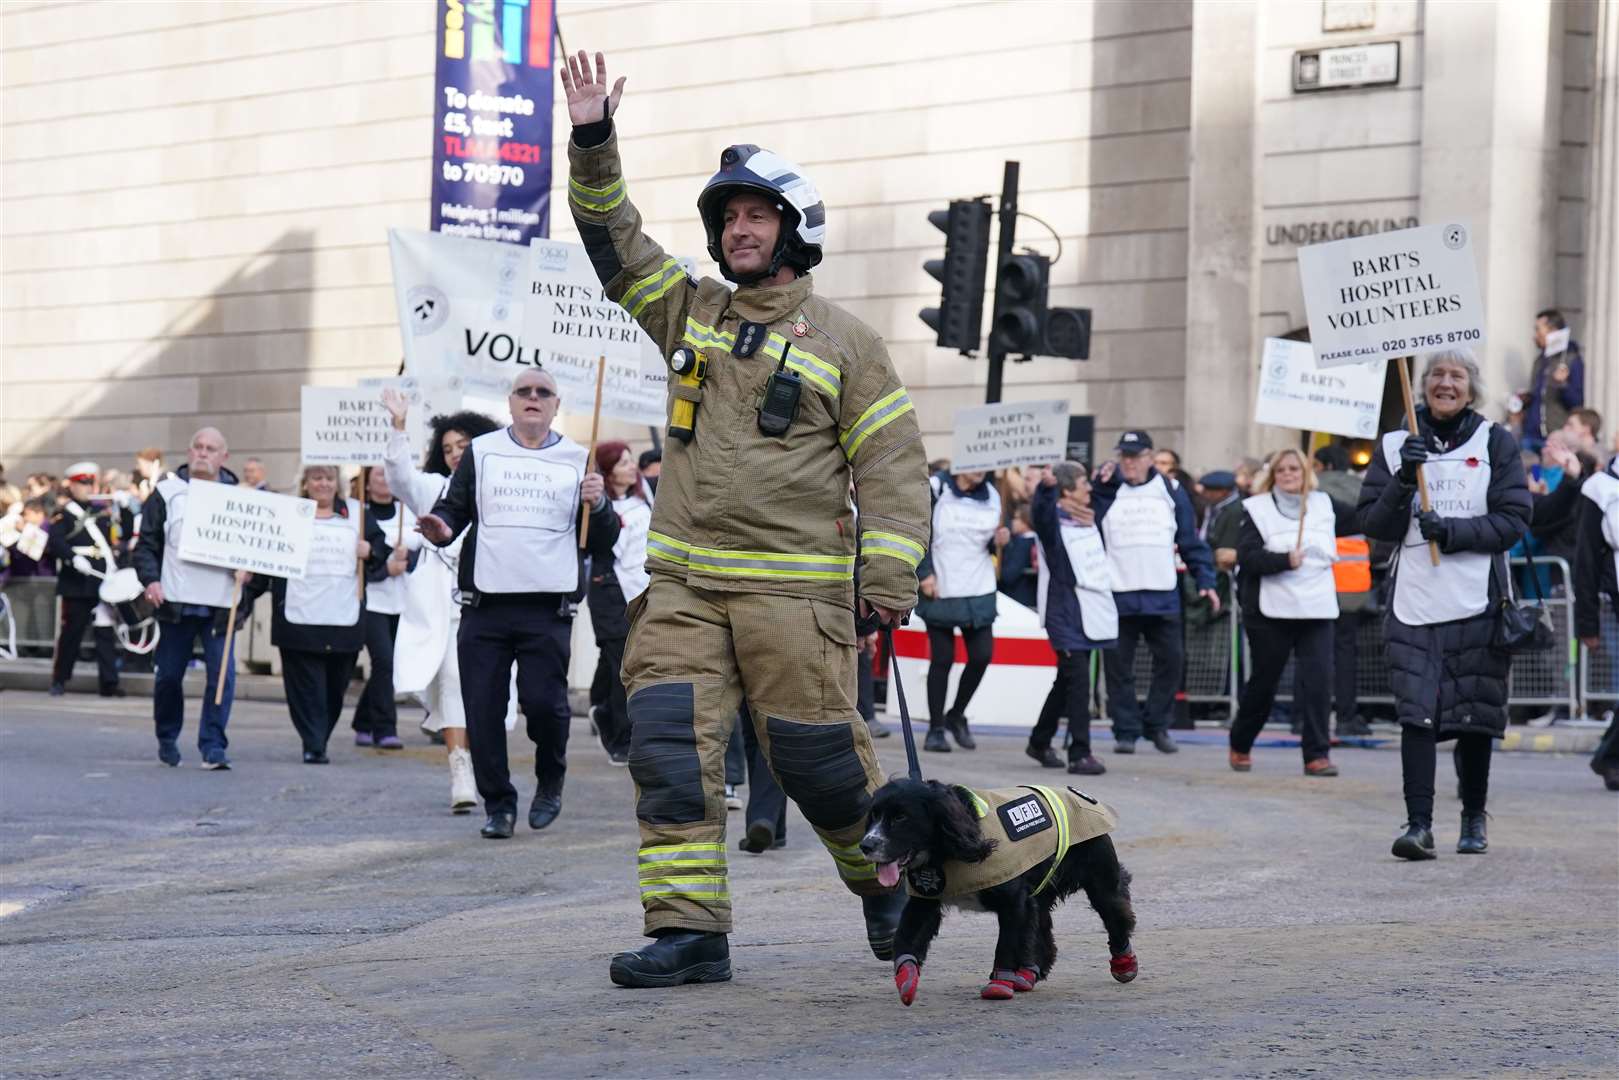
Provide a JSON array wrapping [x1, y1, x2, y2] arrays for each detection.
[[877, 862, 901, 888]]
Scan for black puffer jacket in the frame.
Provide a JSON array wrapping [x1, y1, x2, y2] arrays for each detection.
[[1357, 408, 1531, 738]]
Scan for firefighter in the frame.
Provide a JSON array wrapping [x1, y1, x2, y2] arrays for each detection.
[[560, 51, 931, 988]]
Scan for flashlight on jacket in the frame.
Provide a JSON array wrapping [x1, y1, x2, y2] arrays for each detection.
[[668, 346, 709, 443]]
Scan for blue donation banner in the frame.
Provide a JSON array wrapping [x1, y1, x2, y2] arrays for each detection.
[[432, 0, 556, 245]]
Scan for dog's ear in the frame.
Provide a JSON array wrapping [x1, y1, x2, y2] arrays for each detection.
[[937, 787, 995, 863]]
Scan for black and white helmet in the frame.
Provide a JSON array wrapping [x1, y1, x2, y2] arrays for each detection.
[[697, 144, 825, 284]]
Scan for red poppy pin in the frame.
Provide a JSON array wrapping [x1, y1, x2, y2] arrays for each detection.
[[1465, 456, 1480, 467]]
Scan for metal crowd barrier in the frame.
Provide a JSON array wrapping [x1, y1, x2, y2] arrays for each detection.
[[1254, 556, 1580, 717], [1580, 594, 1619, 712], [1104, 572, 1240, 719], [0, 577, 60, 657]]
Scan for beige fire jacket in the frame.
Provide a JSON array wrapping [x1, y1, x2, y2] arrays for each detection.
[[567, 128, 929, 614]]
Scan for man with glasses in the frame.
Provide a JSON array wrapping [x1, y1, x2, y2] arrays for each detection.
[[417, 368, 619, 839]]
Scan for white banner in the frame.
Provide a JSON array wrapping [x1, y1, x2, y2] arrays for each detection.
[[389, 227, 533, 380], [178, 480, 316, 579], [1297, 222, 1484, 368], [300, 386, 395, 466], [950, 399, 1071, 473], [1254, 337, 1385, 439]]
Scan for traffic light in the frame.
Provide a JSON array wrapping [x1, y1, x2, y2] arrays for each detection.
[[991, 251, 1091, 360], [920, 199, 992, 354]]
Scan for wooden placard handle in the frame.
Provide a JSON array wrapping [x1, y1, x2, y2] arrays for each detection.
[[1396, 357, 1442, 567], [579, 356, 607, 550]]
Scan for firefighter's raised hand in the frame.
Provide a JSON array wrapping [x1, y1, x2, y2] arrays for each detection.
[[561, 51, 626, 127]]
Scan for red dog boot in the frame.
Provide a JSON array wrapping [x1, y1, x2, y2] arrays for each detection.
[[1011, 967, 1039, 991], [894, 955, 921, 1007], [981, 971, 1018, 1000], [1110, 950, 1138, 983]]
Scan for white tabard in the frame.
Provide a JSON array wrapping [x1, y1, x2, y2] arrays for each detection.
[[471, 429, 588, 595], [1380, 421, 1494, 626], [364, 501, 416, 616], [156, 475, 236, 608], [1102, 473, 1178, 592], [1037, 518, 1120, 641], [1581, 467, 1619, 582], [928, 476, 1001, 598], [611, 495, 652, 602], [1243, 491, 1338, 620], [286, 499, 361, 627]]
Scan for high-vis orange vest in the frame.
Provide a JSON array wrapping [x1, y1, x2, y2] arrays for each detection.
[[1333, 536, 1372, 594]]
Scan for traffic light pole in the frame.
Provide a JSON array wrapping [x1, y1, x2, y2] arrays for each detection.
[[985, 160, 1019, 404]]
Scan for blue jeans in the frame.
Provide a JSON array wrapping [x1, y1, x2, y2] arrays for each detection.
[[154, 613, 237, 756]]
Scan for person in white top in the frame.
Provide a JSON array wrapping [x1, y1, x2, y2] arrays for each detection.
[[380, 390, 502, 814], [1358, 349, 1531, 860], [1227, 448, 1361, 778], [1573, 422, 1618, 791], [350, 466, 415, 750], [259, 466, 371, 765], [585, 440, 651, 766], [915, 469, 1008, 753]]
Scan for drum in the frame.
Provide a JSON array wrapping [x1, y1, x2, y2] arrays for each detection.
[[98, 567, 160, 654]]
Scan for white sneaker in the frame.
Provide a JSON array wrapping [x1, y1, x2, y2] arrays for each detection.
[[448, 748, 477, 814], [724, 783, 742, 811]]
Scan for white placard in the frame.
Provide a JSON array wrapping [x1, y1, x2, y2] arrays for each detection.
[[357, 375, 474, 459], [300, 386, 395, 465], [1544, 327, 1570, 358], [525, 238, 670, 426], [1297, 222, 1484, 368], [177, 480, 316, 579], [389, 227, 533, 379], [1254, 338, 1385, 439], [950, 399, 1071, 473]]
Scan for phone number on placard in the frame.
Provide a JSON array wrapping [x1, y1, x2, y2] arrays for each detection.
[[1379, 329, 1482, 352]]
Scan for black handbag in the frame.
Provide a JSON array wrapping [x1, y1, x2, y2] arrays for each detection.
[[1493, 550, 1556, 653]]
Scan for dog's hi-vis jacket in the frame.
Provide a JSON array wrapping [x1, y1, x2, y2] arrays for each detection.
[[905, 785, 1119, 900]]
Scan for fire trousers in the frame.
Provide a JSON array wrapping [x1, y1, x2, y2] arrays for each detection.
[[622, 575, 890, 936]]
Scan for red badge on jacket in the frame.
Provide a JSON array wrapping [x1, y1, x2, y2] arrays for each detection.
[[1465, 457, 1480, 467]]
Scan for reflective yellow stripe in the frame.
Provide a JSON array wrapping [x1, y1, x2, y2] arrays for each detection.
[[646, 530, 692, 568], [1025, 785, 1070, 896], [621, 258, 683, 320], [841, 387, 915, 458], [822, 839, 878, 881], [568, 175, 625, 212], [687, 545, 855, 582], [954, 786, 990, 818], [784, 357, 839, 397], [862, 530, 924, 569], [680, 319, 841, 399]]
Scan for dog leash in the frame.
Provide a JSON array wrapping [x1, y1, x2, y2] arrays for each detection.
[[882, 625, 923, 781]]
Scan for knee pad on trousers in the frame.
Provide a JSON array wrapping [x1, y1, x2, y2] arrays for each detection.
[[627, 683, 705, 825], [765, 715, 868, 831]]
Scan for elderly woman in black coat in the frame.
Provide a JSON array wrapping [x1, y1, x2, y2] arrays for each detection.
[[1358, 349, 1531, 859]]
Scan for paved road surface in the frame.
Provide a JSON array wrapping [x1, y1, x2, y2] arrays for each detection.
[[1, 690, 1614, 1078]]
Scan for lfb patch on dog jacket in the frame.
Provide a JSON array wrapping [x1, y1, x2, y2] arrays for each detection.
[[905, 784, 1119, 900]]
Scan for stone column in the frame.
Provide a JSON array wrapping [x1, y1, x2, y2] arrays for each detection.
[[1419, 0, 1563, 410], [1183, 1, 1260, 468], [1583, 0, 1619, 424]]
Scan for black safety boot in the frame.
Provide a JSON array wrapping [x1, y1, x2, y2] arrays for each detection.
[[1026, 743, 1064, 769], [863, 891, 907, 961], [609, 930, 731, 988], [945, 711, 977, 750], [1149, 731, 1179, 754], [480, 812, 516, 839], [1391, 821, 1436, 861], [923, 727, 951, 753], [1456, 813, 1488, 854]]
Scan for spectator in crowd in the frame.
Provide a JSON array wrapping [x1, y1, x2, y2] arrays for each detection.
[[1233, 457, 1263, 497], [132, 427, 248, 769], [1359, 349, 1531, 859], [1026, 461, 1116, 775], [1562, 408, 1602, 458], [381, 391, 502, 814], [241, 457, 270, 491], [1517, 308, 1584, 453], [636, 448, 661, 495], [351, 466, 415, 750], [416, 369, 617, 839], [262, 465, 369, 765], [1093, 430, 1219, 754], [927, 457, 952, 477], [26, 473, 59, 513], [585, 440, 650, 766], [1228, 448, 1361, 777], [1573, 423, 1619, 790], [997, 505, 1039, 608], [1195, 470, 1238, 539], [45, 462, 124, 697], [1203, 472, 1246, 574], [1154, 447, 1194, 493], [134, 447, 165, 503], [1312, 445, 1374, 737], [916, 467, 1007, 752], [1526, 432, 1589, 570]]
